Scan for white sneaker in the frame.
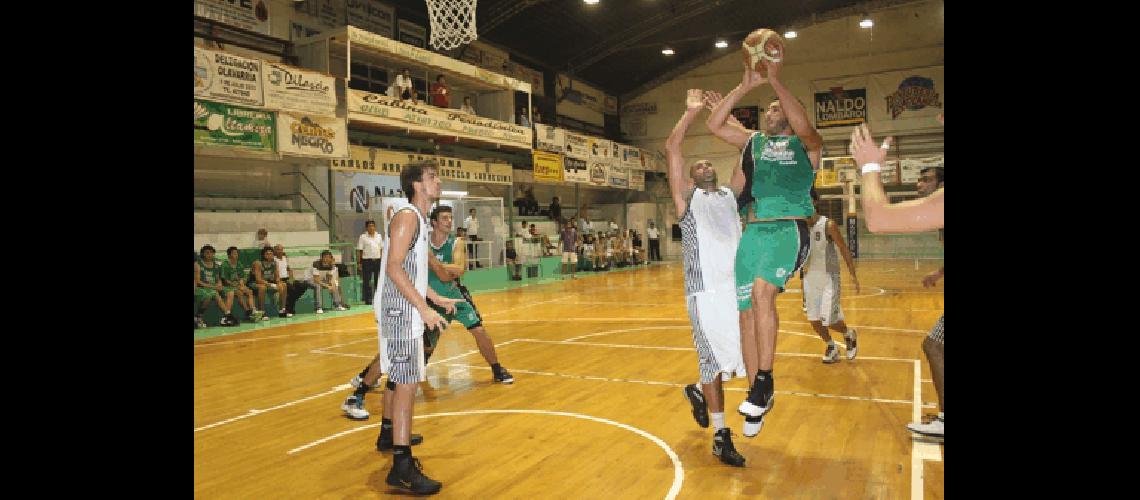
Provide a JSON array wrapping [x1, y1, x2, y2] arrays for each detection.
[[907, 413, 943, 437], [822, 343, 839, 364], [316, 308, 325, 314], [844, 328, 858, 360], [335, 305, 347, 311], [341, 395, 369, 420]]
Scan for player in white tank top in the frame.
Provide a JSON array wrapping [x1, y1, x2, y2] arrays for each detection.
[[668, 89, 747, 467], [803, 189, 860, 363]]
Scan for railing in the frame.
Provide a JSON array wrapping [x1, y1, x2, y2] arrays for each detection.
[[281, 171, 331, 231]]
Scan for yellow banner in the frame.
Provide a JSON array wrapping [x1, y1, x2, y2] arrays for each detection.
[[330, 146, 513, 185], [532, 151, 564, 183]]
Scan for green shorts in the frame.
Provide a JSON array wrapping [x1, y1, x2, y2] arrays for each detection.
[[195, 286, 219, 302], [734, 219, 811, 311], [425, 284, 482, 349]]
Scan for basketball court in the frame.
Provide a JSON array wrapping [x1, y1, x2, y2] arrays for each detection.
[[194, 0, 944, 497], [194, 259, 943, 498]]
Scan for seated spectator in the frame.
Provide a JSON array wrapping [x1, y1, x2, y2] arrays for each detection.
[[629, 230, 644, 264], [254, 228, 271, 249], [532, 106, 543, 124], [460, 96, 476, 115], [523, 187, 539, 215], [249, 246, 285, 320], [504, 240, 522, 281], [550, 196, 562, 223], [613, 231, 628, 267], [528, 223, 556, 256], [609, 219, 620, 236], [310, 250, 348, 314], [582, 235, 598, 271], [195, 245, 238, 327], [517, 106, 531, 127], [272, 245, 303, 318], [578, 216, 592, 238], [221, 246, 261, 322]]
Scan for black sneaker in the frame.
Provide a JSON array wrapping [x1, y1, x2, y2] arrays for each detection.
[[385, 456, 442, 495], [713, 428, 746, 467], [376, 432, 424, 451], [683, 384, 709, 428], [225, 314, 240, 326], [492, 366, 514, 384]]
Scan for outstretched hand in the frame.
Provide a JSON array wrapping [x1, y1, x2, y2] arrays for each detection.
[[742, 63, 768, 89], [850, 124, 894, 168], [686, 88, 703, 110]]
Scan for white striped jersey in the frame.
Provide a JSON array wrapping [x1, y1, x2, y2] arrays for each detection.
[[805, 216, 840, 277], [374, 200, 431, 339], [680, 186, 741, 296]]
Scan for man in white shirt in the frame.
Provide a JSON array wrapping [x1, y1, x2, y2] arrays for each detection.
[[272, 245, 303, 317], [608, 219, 619, 236], [460, 96, 476, 115], [356, 220, 384, 305], [391, 68, 413, 101], [463, 208, 481, 268], [647, 221, 661, 261], [310, 250, 348, 314]]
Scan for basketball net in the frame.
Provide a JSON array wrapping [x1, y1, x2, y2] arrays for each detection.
[[426, 0, 478, 50]]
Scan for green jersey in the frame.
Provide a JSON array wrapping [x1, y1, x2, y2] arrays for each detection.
[[742, 133, 816, 219], [255, 259, 277, 282], [197, 258, 221, 286], [220, 259, 249, 286], [428, 233, 463, 299]]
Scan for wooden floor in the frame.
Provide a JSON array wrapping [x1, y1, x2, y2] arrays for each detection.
[[194, 259, 944, 499]]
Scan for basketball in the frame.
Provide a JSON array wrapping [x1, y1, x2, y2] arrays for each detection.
[[741, 28, 785, 76]]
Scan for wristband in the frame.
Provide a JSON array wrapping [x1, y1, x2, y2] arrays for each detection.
[[861, 162, 881, 174]]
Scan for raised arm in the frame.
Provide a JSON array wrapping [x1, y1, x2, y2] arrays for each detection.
[[706, 65, 767, 149], [702, 90, 749, 196], [666, 89, 705, 217], [850, 124, 944, 233], [765, 60, 822, 167]]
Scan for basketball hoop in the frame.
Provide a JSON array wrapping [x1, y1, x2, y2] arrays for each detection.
[[426, 0, 478, 51]]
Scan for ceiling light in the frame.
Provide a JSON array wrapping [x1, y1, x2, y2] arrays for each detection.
[[442, 190, 468, 197], [859, 18, 873, 28], [662, 47, 675, 55], [784, 30, 797, 39], [715, 39, 728, 48], [584, 0, 599, 5]]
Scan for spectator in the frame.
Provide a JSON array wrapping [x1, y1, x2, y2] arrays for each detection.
[[504, 240, 522, 280], [583, 234, 600, 271], [560, 219, 579, 279], [608, 219, 619, 236], [272, 244, 303, 317], [356, 219, 384, 305], [550, 196, 562, 222], [515, 220, 529, 238], [250, 246, 286, 320], [523, 187, 538, 215], [221, 246, 260, 322], [532, 106, 543, 124], [517, 106, 531, 127], [613, 231, 628, 267], [578, 215, 592, 238], [310, 250, 348, 314], [253, 228, 271, 249], [430, 75, 449, 108], [630, 230, 644, 264], [460, 96, 476, 115], [390, 68, 413, 100], [647, 221, 661, 261], [528, 223, 556, 256], [464, 208, 481, 268], [195, 245, 238, 327], [603, 232, 615, 268]]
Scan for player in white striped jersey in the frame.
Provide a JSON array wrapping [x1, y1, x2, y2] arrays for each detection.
[[669, 89, 747, 467], [373, 160, 456, 495], [803, 189, 860, 363]]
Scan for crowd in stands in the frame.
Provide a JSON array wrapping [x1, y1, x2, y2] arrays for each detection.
[[194, 228, 353, 329]]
